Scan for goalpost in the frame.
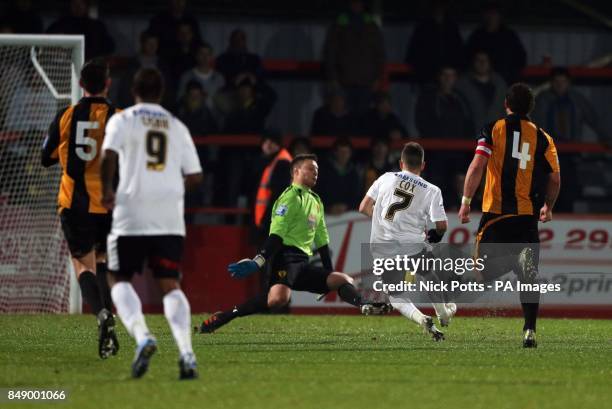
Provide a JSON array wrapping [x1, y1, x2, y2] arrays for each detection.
[[0, 35, 84, 313]]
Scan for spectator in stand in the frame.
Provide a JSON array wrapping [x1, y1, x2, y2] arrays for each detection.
[[289, 137, 312, 156], [418, 65, 474, 207], [533, 67, 605, 213], [146, 0, 202, 59], [317, 137, 363, 215], [176, 42, 224, 113], [405, 0, 464, 83], [252, 132, 292, 240], [310, 88, 356, 136], [216, 29, 263, 85], [176, 80, 217, 208], [162, 20, 201, 84], [415, 66, 473, 138], [116, 31, 173, 109], [465, 1, 526, 84], [177, 80, 218, 137], [363, 137, 395, 192], [533, 67, 605, 142], [456, 51, 506, 132], [47, 0, 115, 59], [323, 0, 385, 113], [360, 92, 407, 140], [222, 73, 277, 134], [1, 0, 43, 34]]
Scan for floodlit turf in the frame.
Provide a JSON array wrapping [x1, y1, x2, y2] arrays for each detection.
[[1, 314, 611, 409]]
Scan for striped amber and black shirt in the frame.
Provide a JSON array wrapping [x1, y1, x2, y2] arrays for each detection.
[[475, 113, 560, 216], [42, 97, 119, 214]]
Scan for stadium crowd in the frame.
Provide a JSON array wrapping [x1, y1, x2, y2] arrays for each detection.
[[1, 0, 609, 215]]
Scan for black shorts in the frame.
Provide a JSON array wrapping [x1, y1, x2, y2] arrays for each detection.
[[476, 213, 540, 277], [476, 213, 540, 245], [107, 234, 184, 280], [60, 208, 111, 258], [268, 247, 331, 294]]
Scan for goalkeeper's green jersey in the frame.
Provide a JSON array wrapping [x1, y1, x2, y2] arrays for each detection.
[[269, 183, 330, 256]]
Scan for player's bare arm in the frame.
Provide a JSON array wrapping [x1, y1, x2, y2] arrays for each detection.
[[540, 172, 561, 223], [459, 154, 488, 224], [184, 172, 204, 192], [100, 149, 118, 210], [358, 195, 375, 217]]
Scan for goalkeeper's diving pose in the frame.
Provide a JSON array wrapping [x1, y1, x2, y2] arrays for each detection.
[[197, 154, 390, 333]]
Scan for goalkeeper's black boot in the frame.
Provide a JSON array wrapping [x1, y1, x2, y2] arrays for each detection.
[[360, 303, 393, 315], [179, 352, 198, 380], [197, 311, 233, 333], [97, 308, 119, 359], [523, 329, 537, 348]]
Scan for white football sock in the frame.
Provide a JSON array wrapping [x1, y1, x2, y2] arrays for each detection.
[[389, 294, 426, 325], [432, 303, 448, 320], [163, 289, 194, 357], [111, 282, 151, 345]]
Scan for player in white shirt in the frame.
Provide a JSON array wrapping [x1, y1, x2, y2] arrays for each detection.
[[100, 68, 203, 380], [359, 142, 456, 341]]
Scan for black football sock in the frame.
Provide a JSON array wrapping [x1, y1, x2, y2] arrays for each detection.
[[96, 263, 113, 311], [520, 288, 540, 331], [232, 293, 269, 318], [337, 283, 362, 307], [78, 271, 104, 315], [520, 302, 539, 331]]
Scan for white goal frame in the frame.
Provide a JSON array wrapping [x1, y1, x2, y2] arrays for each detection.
[[0, 34, 84, 313]]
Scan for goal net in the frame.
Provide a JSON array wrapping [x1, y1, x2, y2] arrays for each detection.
[[0, 35, 84, 313]]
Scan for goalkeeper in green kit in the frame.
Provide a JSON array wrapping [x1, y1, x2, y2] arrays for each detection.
[[197, 154, 389, 333]]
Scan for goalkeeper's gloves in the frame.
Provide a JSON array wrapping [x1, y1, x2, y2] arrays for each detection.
[[427, 229, 444, 243], [228, 254, 266, 279]]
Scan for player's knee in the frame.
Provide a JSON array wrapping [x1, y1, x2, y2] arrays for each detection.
[[108, 270, 131, 283], [326, 272, 353, 290], [157, 278, 181, 295], [267, 294, 290, 309], [105, 271, 116, 287]]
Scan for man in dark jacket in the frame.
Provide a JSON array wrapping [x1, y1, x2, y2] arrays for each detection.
[[216, 29, 264, 85], [360, 92, 407, 139], [317, 137, 363, 215], [311, 89, 356, 136], [415, 66, 473, 138], [323, 0, 385, 113], [47, 0, 115, 59], [146, 0, 202, 59], [222, 74, 277, 134], [465, 2, 526, 84], [405, 0, 465, 83]]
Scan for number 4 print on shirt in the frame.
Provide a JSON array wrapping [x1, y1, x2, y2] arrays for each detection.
[[512, 131, 531, 170]]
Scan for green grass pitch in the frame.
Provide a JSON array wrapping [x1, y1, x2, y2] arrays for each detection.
[[1, 314, 611, 409]]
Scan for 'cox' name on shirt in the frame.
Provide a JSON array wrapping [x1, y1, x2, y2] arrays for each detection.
[[393, 172, 428, 189]]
